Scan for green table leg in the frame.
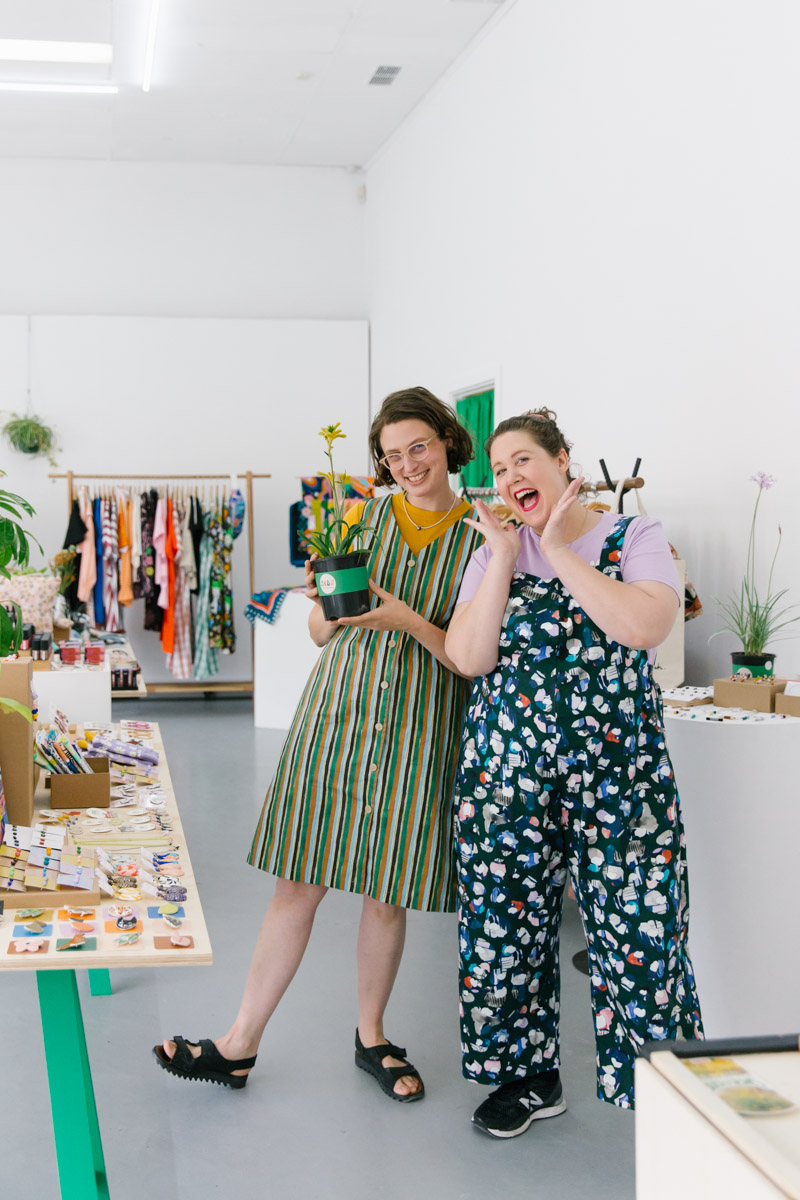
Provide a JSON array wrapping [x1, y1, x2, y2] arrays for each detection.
[[37, 970, 109, 1200], [89, 969, 113, 996]]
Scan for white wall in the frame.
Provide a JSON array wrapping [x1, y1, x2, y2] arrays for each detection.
[[365, 0, 800, 682], [0, 158, 369, 684], [0, 161, 366, 319], [0, 315, 369, 684]]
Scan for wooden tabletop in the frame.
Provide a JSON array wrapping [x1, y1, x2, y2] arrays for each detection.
[[0, 722, 212, 971]]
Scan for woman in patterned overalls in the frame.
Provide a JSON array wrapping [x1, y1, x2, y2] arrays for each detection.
[[445, 410, 702, 1138]]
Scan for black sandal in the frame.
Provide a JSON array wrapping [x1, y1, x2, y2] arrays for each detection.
[[152, 1036, 257, 1089], [354, 1028, 425, 1103]]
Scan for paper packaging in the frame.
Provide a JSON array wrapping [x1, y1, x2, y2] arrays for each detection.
[[775, 686, 800, 717], [47, 757, 110, 809], [0, 659, 34, 825], [713, 677, 787, 714]]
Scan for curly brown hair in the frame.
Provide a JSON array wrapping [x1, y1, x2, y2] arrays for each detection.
[[485, 408, 574, 482], [368, 386, 475, 488]]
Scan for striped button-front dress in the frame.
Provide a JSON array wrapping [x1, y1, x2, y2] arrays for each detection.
[[248, 496, 480, 912]]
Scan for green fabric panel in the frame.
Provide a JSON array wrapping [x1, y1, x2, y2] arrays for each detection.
[[457, 390, 494, 487]]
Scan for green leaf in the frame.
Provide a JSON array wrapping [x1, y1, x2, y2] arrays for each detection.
[[0, 697, 32, 721]]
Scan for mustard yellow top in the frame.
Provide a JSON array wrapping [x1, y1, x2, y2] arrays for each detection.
[[345, 494, 471, 555]]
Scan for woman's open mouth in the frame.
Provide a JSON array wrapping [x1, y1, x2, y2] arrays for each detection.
[[513, 487, 539, 513], [405, 467, 430, 485]]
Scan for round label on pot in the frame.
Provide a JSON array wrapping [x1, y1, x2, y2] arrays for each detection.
[[319, 573, 337, 595]]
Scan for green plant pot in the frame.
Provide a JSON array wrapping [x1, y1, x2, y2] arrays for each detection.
[[731, 651, 775, 679], [313, 551, 370, 621]]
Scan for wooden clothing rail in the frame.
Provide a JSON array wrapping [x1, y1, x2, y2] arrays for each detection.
[[48, 470, 270, 696]]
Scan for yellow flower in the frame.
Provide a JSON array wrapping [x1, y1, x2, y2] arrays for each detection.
[[319, 422, 346, 449], [337, 472, 352, 489]]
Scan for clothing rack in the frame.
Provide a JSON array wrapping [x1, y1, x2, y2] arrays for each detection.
[[49, 470, 270, 697]]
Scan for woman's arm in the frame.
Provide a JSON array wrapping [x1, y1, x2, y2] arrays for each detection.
[[444, 502, 522, 676], [337, 580, 468, 676], [304, 556, 341, 647], [541, 479, 679, 649]]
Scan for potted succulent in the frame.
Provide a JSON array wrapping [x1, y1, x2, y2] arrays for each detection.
[[712, 472, 799, 677], [305, 423, 374, 621], [2, 412, 58, 467]]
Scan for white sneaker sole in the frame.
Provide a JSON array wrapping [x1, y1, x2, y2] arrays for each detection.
[[474, 1097, 568, 1139]]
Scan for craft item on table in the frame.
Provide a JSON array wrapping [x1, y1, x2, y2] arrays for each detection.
[[161, 913, 183, 929], [88, 734, 159, 765], [661, 686, 714, 708], [35, 730, 94, 775], [28, 846, 61, 870], [154, 935, 194, 950], [115, 931, 141, 946], [16, 908, 45, 919], [12, 939, 45, 953], [56, 934, 97, 952], [119, 720, 156, 733], [56, 865, 95, 890], [147, 905, 185, 919], [23, 865, 59, 891], [15, 921, 50, 936], [3, 825, 32, 851]]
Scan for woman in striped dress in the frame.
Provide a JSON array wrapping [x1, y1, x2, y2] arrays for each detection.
[[155, 387, 479, 1100]]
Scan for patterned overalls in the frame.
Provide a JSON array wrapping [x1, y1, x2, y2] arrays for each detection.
[[455, 518, 703, 1108]]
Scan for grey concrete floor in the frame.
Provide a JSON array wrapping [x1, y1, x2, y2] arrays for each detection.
[[6, 698, 634, 1200]]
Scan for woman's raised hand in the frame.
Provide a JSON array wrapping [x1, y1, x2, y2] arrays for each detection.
[[303, 555, 321, 603], [540, 476, 585, 559], [464, 498, 522, 568]]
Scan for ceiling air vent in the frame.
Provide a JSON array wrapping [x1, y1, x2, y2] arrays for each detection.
[[369, 65, 401, 86]]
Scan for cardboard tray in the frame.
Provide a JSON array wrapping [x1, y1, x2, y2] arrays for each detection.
[[713, 678, 787, 714], [45, 757, 110, 809]]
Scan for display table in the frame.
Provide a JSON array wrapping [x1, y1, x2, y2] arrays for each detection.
[[0, 723, 211, 1200], [636, 1040, 800, 1199], [664, 708, 800, 1038], [253, 593, 321, 729]]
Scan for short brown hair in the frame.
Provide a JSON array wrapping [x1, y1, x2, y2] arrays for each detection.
[[368, 386, 475, 488], [486, 408, 574, 482]]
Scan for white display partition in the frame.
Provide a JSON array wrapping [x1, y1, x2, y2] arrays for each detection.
[[253, 595, 322, 730], [664, 712, 800, 1038], [32, 661, 112, 726]]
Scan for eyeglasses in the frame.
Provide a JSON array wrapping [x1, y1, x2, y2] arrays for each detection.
[[378, 435, 439, 470]]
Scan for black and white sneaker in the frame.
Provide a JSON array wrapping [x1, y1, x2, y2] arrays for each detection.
[[472, 1073, 567, 1139]]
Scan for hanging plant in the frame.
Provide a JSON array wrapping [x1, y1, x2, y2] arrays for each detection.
[[2, 412, 58, 467]]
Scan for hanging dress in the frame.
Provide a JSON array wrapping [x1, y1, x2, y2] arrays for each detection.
[[248, 495, 480, 912], [193, 508, 219, 681]]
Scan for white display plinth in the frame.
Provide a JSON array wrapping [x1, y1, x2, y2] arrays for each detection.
[[665, 712, 800, 1038], [253, 594, 321, 730], [32, 661, 112, 725]]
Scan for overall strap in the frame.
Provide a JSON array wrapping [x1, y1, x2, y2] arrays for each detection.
[[597, 515, 635, 576]]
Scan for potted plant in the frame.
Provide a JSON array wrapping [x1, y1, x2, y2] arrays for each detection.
[[2, 412, 58, 467], [304, 423, 374, 621], [712, 472, 799, 677], [0, 472, 43, 657]]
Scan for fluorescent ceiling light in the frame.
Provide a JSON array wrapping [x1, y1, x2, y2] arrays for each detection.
[[0, 81, 118, 94], [0, 39, 113, 64], [142, 0, 161, 92]]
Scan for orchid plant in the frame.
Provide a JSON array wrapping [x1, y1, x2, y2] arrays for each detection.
[[713, 472, 800, 655], [303, 423, 374, 559]]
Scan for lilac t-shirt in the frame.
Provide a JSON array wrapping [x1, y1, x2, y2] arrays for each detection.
[[456, 512, 681, 661]]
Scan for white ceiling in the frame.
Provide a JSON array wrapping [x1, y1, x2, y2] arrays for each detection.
[[0, 0, 510, 166]]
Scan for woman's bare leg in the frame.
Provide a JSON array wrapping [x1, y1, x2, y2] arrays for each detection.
[[162, 877, 328, 1075], [356, 895, 421, 1097]]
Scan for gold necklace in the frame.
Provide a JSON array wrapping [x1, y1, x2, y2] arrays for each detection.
[[401, 490, 459, 531]]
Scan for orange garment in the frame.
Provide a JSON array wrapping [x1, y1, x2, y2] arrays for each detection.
[[117, 495, 134, 607], [160, 498, 177, 654]]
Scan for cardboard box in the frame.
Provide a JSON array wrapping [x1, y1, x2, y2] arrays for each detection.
[[775, 690, 800, 717], [47, 757, 110, 809], [713, 677, 787, 713], [0, 659, 34, 825]]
